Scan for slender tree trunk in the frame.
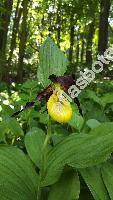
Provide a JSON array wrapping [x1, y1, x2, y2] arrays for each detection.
[[56, 0, 61, 47], [76, 35, 80, 63], [86, 20, 95, 65], [69, 14, 74, 63], [0, 0, 13, 81], [98, 0, 110, 55], [48, 13, 52, 37], [81, 36, 85, 63], [80, 23, 86, 63], [8, 0, 22, 67], [17, 0, 29, 83]]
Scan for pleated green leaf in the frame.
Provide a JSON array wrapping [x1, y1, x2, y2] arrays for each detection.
[[0, 146, 39, 200], [42, 123, 113, 186], [25, 128, 46, 168], [37, 37, 68, 87], [48, 169, 80, 200], [79, 166, 110, 200], [101, 161, 113, 200]]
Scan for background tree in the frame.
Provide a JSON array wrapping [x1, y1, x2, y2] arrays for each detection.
[[0, 0, 112, 83], [0, 0, 13, 81], [98, 0, 111, 55], [17, 0, 30, 82], [8, 0, 22, 68]]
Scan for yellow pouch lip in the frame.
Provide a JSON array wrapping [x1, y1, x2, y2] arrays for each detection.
[[47, 93, 72, 123]]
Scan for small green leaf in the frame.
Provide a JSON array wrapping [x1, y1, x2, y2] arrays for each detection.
[[7, 117, 24, 136], [21, 80, 38, 89], [101, 93, 113, 106], [68, 103, 84, 131], [83, 90, 102, 105], [86, 119, 101, 129], [37, 37, 68, 87], [25, 128, 46, 168], [1, 105, 14, 116], [39, 112, 49, 124], [89, 122, 113, 135], [0, 117, 24, 139]]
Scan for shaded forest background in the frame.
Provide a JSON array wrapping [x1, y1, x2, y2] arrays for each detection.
[[0, 0, 113, 83]]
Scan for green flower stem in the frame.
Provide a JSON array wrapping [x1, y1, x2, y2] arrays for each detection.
[[40, 116, 51, 180], [37, 117, 51, 199], [25, 109, 31, 130]]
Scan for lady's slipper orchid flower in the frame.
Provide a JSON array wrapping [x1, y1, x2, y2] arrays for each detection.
[[12, 75, 82, 122], [47, 89, 72, 123]]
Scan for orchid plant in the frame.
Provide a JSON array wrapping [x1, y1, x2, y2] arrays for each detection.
[[0, 38, 113, 200]]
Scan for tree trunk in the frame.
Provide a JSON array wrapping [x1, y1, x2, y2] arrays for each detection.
[[17, 0, 29, 83], [69, 14, 74, 63], [98, 0, 110, 55], [81, 36, 85, 63], [76, 35, 79, 63], [8, 0, 22, 67], [86, 20, 95, 65], [0, 0, 13, 81], [56, 0, 61, 47]]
